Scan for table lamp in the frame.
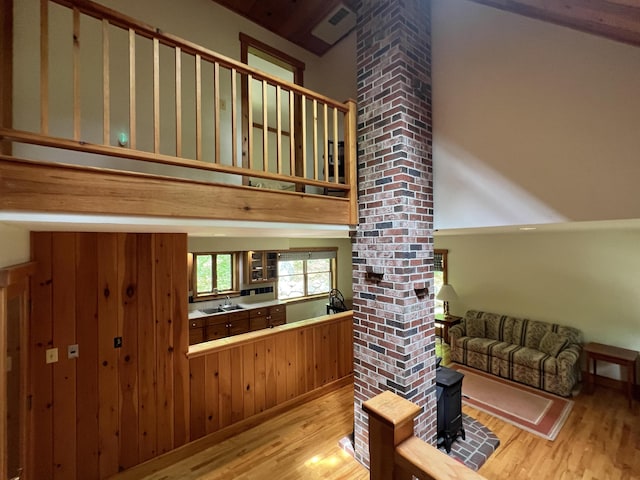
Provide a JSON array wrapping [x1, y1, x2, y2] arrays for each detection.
[[436, 283, 458, 316]]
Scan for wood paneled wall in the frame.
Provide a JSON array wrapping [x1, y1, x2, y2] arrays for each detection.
[[188, 317, 353, 440], [30, 232, 189, 479]]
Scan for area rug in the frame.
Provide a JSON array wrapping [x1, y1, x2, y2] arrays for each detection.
[[451, 365, 574, 441]]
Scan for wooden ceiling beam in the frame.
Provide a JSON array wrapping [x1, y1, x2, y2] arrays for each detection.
[[467, 0, 640, 48]]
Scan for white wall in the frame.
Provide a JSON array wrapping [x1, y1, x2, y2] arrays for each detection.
[[432, 0, 640, 230], [436, 227, 640, 381], [0, 224, 30, 268]]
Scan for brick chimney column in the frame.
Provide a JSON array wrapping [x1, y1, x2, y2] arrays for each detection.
[[352, 0, 436, 467]]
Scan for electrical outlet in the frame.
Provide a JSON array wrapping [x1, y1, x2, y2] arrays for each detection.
[[46, 348, 58, 364], [68, 344, 79, 359]]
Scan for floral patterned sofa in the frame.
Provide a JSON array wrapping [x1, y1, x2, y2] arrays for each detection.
[[449, 310, 582, 397]]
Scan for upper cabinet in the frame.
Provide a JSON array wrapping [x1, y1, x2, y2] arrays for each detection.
[[246, 251, 278, 284]]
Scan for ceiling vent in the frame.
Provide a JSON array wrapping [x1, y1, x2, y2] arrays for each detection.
[[311, 4, 356, 46]]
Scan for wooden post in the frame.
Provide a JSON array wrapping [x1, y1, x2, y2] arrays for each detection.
[[363, 390, 422, 480], [344, 99, 357, 225]]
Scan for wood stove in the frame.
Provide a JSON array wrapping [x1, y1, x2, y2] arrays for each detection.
[[436, 365, 465, 453]]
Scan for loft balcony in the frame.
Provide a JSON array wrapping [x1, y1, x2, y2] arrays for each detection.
[[0, 0, 357, 227]]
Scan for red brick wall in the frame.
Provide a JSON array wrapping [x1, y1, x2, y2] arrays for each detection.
[[352, 0, 436, 466]]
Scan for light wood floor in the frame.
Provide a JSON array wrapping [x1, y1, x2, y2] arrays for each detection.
[[115, 384, 368, 480], [120, 341, 639, 480]]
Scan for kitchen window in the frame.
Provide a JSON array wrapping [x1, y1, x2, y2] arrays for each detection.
[[277, 250, 336, 301], [192, 252, 239, 299]]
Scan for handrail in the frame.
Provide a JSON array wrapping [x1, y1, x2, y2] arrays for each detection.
[[3, 0, 356, 202], [363, 391, 488, 480]]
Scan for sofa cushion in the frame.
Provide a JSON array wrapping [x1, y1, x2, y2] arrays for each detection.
[[455, 337, 509, 356], [511, 319, 551, 349], [484, 314, 515, 342], [466, 318, 486, 338], [539, 331, 569, 357], [493, 344, 558, 375]]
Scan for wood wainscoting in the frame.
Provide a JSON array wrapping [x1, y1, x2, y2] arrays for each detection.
[[30, 232, 190, 480], [188, 313, 354, 441]]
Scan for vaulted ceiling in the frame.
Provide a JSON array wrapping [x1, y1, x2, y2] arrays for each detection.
[[211, 0, 640, 56]]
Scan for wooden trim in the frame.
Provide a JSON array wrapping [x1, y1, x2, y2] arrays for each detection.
[[102, 19, 110, 145], [312, 99, 318, 181], [247, 74, 253, 170], [0, 130, 350, 191], [262, 80, 268, 172], [153, 38, 160, 153], [231, 68, 237, 167], [344, 99, 358, 224], [214, 62, 220, 164], [195, 54, 202, 161], [0, 0, 12, 155], [238, 33, 305, 74], [0, 157, 353, 224], [276, 85, 282, 174], [73, 7, 81, 141], [109, 375, 352, 480], [175, 47, 182, 157], [188, 311, 352, 359], [0, 262, 37, 288], [323, 103, 329, 181], [128, 28, 136, 149]]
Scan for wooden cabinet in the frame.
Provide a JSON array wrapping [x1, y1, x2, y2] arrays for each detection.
[[249, 305, 286, 331], [205, 316, 228, 341], [228, 311, 250, 336], [246, 251, 278, 284], [269, 304, 287, 327], [189, 318, 206, 344], [189, 305, 286, 344]]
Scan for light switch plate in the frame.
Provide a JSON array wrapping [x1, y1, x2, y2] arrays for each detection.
[[46, 348, 58, 364], [68, 344, 79, 359]]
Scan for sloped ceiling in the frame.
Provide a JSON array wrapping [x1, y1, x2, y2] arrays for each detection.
[[211, 0, 640, 55]]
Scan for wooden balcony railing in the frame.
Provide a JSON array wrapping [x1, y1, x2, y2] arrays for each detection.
[[363, 391, 488, 480], [0, 0, 358, 224]]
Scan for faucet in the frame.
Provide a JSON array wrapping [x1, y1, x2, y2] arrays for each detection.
[[225, 295, 231, 305]]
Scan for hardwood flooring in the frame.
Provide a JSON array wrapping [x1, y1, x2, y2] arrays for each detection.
[[111, 384, 369, 480], [116, 341, 639, 480]]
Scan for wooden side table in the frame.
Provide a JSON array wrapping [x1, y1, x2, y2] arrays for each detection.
[[584, 342, 638, 408], [434, 314, 462, 344]]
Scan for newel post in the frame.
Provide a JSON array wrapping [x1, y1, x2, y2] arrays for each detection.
[[363, 391, 423, 480]]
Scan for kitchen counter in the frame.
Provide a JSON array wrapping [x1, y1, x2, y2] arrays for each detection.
[[188, 299, 284, 319]]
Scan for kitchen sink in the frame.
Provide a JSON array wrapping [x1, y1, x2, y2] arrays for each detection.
[[201, 305, 243, 314], [218, 304, 244, 312]]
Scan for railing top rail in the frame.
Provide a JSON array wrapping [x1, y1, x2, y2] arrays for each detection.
[[50, 0, 349, 112], [395, 437, 489, 480]]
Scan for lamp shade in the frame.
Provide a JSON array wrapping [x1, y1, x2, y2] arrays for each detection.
[[436, 284, 458, 302]]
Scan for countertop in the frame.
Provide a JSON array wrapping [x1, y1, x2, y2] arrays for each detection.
[[188, 299, 284, 319]]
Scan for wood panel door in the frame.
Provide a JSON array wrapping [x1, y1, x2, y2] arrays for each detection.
[[1, 263, 35, 480]]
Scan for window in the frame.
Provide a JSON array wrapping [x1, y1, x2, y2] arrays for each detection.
[[192, 252, 239, 299], [434, 249, 448, 315], [277, 250, 336, 301]]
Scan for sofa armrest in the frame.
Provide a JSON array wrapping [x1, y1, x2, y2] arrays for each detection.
[[449, 323, 465, 340], [557, 343, 581, 370]]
